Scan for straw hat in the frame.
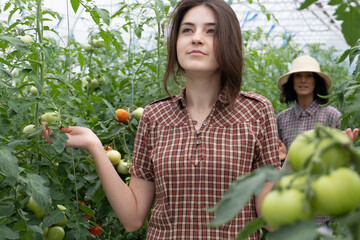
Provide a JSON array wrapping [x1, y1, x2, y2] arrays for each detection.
[[277, 55, 332, 90]]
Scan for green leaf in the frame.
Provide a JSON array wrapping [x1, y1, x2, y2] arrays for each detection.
[[298, 0, 318, 10], [70, 0, 80, 13], [266, 221, 318, 240], [94, 7, 110, 25], [155, 0, 165, 13], [337, 49, 351, 63], [340, 6, 360, 46], [42, 209, 66, 228], [0, 225, 19, 240], [170, 0, 177, 7], [26, 173, 50, 210], [235, 217, 266, 240], [0, 144, 19, 186], [328, 0, 342, 5], [49, 130, 68, 153]]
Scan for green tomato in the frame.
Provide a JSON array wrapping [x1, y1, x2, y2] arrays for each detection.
[[25, 196, 46, 219], [89, 79, 99, 89], [288, 130, 315, 171], [23, 124, 36, 139], [288, 128, 351, 173], [41, 112, 60, 123], [56, 205, 68, 226], [18, 35, 33, 43], [30, 86, 38, 95], [117, 160, 130, 175], [131, 107, 144, 121], [107, 150, 121, 165], [84, 44, 92, 52], [277, 174, 306, 191], [94, 38, 105, 48], [312, 168, 360, 216], [261, 189, 311, 230], [45, 226, 65, 240]]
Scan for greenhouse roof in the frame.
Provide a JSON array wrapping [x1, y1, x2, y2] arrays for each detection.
[[1, 0, 349, 54]]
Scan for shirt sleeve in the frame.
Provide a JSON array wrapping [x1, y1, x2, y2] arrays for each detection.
[[129, 106, 155, 182], [254, 99, 281, 170]]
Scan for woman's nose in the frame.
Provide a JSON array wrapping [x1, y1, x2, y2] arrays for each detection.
[[192, 31, 204, 45]]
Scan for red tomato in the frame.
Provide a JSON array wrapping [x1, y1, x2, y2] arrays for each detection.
[[88, 224, 102, 236]]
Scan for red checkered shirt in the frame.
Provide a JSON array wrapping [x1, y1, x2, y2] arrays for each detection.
[[130, 88, 280, 240], [276, 101, 341, 150]]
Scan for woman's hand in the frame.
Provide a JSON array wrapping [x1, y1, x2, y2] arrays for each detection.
[[41, 123, 101, 150], [343, 128, 359, 143]]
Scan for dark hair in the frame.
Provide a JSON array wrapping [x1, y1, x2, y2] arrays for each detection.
[[164, 0, 243, 105], [279, 72, 329, 105]]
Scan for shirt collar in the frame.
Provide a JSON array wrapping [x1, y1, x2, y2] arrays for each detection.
[[294, 101, 319, 118], [174, 87, 229, 108]]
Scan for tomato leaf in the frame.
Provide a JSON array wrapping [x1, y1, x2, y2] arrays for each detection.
[[234, 217, 266, 240], [0, 224, 19, 240], [0, 144, 19, 186], [340, 6, 360, 47], [298, 0, 318, 10], [49, 130, 69, 153], [25, 173, 50, 210], [43, 209, 66, 228], [207, 166, 289, 226], [70, 0, 80, 13], [266, 221, 318, 240]]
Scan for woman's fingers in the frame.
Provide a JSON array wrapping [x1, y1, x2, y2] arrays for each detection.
[[41, 122, 54, 144]]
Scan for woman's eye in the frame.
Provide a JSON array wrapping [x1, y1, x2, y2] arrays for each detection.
[[182, 28, 192, 33], [207, 29, 215, 34]]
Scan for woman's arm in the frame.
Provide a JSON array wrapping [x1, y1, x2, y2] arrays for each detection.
[[42, 126, 155, 232]]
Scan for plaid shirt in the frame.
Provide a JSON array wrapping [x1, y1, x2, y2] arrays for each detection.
[[276, 101, 341, 150], [130, 88, 280, 240]]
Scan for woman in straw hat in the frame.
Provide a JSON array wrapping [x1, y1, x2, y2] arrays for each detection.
[[276, 55, 358, 228], [277, 55, 357, 152]]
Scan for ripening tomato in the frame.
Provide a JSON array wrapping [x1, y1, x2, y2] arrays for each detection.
[[312, 168, 360, 216], [115, 109, 129, 123], [104, 145, 113, 153], [88, 224, 102, 236], [107, 150, 121, 165]]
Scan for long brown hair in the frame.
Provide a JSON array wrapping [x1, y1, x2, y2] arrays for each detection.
[[164, 0, 243, 105]]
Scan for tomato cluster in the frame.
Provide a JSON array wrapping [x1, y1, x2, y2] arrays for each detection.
[[262, 126, 360, 230]]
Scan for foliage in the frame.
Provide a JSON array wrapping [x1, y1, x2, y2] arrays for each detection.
[[0, 0, 358, 240]]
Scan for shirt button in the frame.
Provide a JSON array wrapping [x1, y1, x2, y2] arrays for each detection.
[[203, 121, 207, 126], [197, 130, 201, 135], [196, 139, 201, 145]]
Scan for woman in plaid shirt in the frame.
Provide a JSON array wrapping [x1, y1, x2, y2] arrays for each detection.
[[43, 0, 282, 239]]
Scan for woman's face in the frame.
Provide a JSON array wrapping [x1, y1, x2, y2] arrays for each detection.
[[293, 72, 315, 98], [176, 5, 219, 74]]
